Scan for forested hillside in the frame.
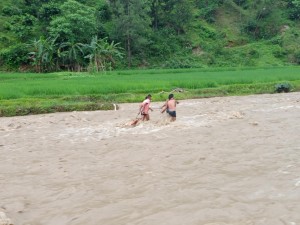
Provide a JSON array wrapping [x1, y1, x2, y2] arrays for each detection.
[[0, 0, 300, 72]]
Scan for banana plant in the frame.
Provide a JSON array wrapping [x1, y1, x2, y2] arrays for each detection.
[[28, 36, 58, 72], [84, 36, 124, 72]]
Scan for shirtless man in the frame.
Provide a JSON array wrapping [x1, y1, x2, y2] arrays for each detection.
[[161, 93, 178, 122]]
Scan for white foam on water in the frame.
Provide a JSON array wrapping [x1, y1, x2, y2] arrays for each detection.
[[58, 123, 116, 141], [294, 178, 300, 187], [57, 119, 172, 141], [57, 108, 245, 142], [252, 105, 300, 112]]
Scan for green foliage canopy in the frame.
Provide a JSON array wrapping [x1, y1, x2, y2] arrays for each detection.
[[1, 0, 300, 71], [49, 0, 97, 43]]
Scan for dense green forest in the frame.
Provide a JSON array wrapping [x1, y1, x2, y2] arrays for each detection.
[[0, 0, 300, 72]]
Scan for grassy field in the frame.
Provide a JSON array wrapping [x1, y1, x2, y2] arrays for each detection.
[[1, 66, 300, 117]]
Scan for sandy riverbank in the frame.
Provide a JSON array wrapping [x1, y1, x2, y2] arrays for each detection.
[[1, 92, 300, 225]]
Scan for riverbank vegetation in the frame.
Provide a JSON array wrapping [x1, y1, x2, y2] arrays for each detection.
[[1, 0, 300, 71], [1, 67, 300, 116]]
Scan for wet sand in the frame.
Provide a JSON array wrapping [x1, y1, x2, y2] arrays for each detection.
[[1, 92, 300, 225]]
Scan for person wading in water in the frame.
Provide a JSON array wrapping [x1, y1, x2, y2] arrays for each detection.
[[161, 93, 178, 122], [139, 94, 153, 121]]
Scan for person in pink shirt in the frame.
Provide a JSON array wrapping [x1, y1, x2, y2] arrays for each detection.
[[139, 94, 153, 121]]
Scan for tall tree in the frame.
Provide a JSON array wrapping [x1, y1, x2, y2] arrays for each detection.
[[49, 0, 97, 44], [195, 0, 224, 22], [150, 0, 194, 33], [286, 0, 300, 20], [109, 0, 152, 68], [5, 13, 37, 41]]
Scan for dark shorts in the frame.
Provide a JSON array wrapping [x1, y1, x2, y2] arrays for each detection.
[[167, 110, 176, 117]]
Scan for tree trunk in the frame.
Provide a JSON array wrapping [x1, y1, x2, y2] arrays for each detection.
[[152, 0, 159, 29], [126, 0, 132, 68], [127, 34, 131, 68]]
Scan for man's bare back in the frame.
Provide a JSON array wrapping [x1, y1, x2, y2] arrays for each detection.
[[167, 99, 176, 111], [161, 94, 178, 121]]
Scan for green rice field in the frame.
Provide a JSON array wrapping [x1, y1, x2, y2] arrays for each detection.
[[1, 66, 300, 117]]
